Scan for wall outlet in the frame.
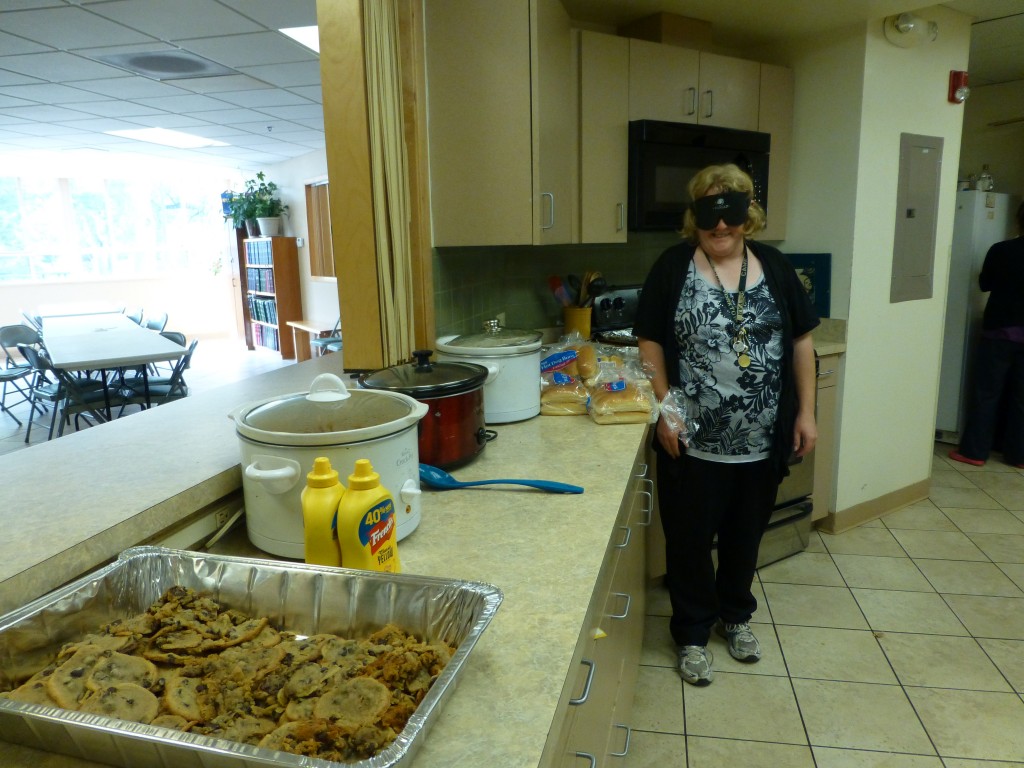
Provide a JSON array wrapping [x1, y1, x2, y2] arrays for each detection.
[[296, 236, 305, 247], [214, 506, 236, 530]]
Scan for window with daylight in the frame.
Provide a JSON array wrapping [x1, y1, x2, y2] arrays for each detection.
[[0, 174, 228, 282]]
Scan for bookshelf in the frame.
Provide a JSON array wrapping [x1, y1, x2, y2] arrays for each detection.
[[241, 236, 301, 359]]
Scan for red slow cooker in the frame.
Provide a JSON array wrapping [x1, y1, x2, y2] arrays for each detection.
[[359, 350, 490, 470]]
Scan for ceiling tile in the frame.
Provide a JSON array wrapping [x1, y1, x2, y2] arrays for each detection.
[[71, 76, 191, 100], [183, 32, 316, 69], [0, 83, 111, 105], [1, 6, 154, 49], [0, 52, 128, 82], [86, 0, 263, 41], [236, 61, 322, 88]]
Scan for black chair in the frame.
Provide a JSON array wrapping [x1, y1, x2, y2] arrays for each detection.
[[149, 330, 186, 375], [309, 318, 342, 356], [18, 344, 114, 442], [0, 324, 38, 425], [118, 339, 198, 414]]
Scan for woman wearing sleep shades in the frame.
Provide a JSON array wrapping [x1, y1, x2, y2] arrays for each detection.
[[634, 163, 819, 686]]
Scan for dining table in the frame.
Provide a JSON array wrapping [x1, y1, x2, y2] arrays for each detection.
[[41, 313, 186, 413]]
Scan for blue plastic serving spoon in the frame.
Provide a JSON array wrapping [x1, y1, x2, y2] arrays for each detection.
[[418, 464, 583, 494]]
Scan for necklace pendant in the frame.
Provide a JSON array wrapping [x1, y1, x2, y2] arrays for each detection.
[[732, 338, 746, 354], [737, 352, 751, 368]]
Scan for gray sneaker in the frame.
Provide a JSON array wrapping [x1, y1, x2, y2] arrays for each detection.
[[716, 621, 762, 662], [678, 644, 713, 686]]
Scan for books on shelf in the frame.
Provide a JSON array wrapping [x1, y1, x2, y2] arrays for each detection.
[[251, 322, 280, 351], [246, 267, 276, 293], [246, 295, 279, 326], [244, 239, 274, 265]]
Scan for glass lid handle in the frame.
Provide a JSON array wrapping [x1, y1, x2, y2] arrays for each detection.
[[412, 349, 434, 372], [306, 373, 351, 402]]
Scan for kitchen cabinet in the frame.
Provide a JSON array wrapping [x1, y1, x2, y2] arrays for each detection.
[[578, 30, 629, 244], [757, 63, 794, 241], [813, 353, 841, 521], [424, 0, 573, 247], [241, 236, 301, 359], [541, 434, 651, 767], [628, 38, 760, 130]]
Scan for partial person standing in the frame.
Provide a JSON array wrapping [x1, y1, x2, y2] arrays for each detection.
[[634, 164, 819, 686], [949, 200, 1024, 468]]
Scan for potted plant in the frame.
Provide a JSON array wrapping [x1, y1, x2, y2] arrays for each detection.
[[252, 172, 289, 236], [224, 177, 261, 237]]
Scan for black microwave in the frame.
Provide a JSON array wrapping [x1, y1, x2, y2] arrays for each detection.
[[628, 120, 771, 231]]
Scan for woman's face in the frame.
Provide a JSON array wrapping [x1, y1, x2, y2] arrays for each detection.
[[694, 186, 747, 260]]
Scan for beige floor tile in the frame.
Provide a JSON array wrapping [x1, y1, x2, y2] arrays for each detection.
[[944, 760, 1024, 768], [963, 471, 1024, 511], [915, 559, 1024, 597], [852, 589, 969, 635], [629, 664, 684, 734], [967, 532, 1024, 564], [688, 736, 814, 768], [938, 455, 1016, 473], [882, 505, 957, 530], [794, 679, 934, 753], [1000, 562, 1024, 591], [831, 554, 933, 591], [758, 551, 845, 587], [928, 485, 1002, 510], [819, 527, 907, 558], [646, 582, 672, 617], [943, 508, 1024, 535], [805, 530, 827, 553], [762, 583, 868, 629], [907, 687, 1024, 761], [930, 469, 982, 490], [943, 593, 1024, 639], [813, 747, 944, 768], [776, 625, 896, 684], [888, 529, 988, 561], [877, 632, 1012, 691], [976, 637, 1024, 692], [683, 671, 805, 744], [620, 730, 685, 766]]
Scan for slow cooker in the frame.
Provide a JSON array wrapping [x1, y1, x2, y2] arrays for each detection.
[[435, 320, 543, 424], [231, 373, 428, 558]]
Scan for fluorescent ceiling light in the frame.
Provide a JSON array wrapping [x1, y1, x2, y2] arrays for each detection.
[[281, 25, 320, 53], [105, 127, 229, 149]]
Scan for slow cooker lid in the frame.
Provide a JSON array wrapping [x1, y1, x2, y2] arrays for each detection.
[[242, 388, 416, 437], [360, 351, 488, 398], [442, 319, 542, 351]]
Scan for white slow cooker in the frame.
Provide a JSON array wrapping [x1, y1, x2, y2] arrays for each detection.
[[435, 320, 543, 424], [231, 373, 428, 559]]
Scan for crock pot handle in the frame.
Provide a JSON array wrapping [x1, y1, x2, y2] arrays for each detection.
[[307, 373, 351, 402], [400, 478, 422, 504], [483, 362, 501, 383], [244, 456, 301, 494]]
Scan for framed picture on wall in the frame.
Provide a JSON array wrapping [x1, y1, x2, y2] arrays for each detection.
[[785, 253, 831, 318]]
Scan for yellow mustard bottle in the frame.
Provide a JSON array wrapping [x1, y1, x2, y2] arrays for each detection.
[[336, 459, 401, 573], [301, 456, 345, 567]]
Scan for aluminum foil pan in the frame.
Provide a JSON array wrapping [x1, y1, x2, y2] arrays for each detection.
[[0, 546, 503, 768]]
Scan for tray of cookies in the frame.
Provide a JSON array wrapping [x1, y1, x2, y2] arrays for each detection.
[[0, 546, 502, 767]]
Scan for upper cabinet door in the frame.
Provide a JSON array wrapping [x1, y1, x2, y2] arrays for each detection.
[[628, 38, 699, 123], [758, 63, 794, 241], [579, 31, 629, 243], [696, 52, 760, 130]]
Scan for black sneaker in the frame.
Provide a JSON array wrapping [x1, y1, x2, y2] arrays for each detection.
[[716, 621, 762, 662], [677, 644, 713, 686]]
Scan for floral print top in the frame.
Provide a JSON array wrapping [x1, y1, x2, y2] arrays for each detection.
[[675, 260, 784, 463]]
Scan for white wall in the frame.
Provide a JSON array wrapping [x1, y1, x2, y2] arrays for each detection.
[[779, 5, 971, 516]]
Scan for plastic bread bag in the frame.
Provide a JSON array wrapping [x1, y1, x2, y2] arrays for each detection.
[[587, 362, 656, 425], [659, 387, 699, 441], [540, 340, 580, 378], [540, 370, 589, 416]]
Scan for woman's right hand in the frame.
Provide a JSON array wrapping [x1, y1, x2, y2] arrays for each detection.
[[656, 413, 687, 459]]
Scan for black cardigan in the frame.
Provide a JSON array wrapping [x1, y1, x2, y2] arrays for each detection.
[[979, 236, 1024, 331], [633, 240, 820, 483]]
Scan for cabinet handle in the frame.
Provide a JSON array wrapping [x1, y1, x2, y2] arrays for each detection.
[[574, 753, 597, 767], [610, 724, 632, 757], [704, 89, 713, 119], [635, 462, 649, 478], [686, 86, 697, 116], [569, 659, 595, 705], [817, 369, 835, 378], [609, 592, 631, 619], [615, 524, 632, 549], [616, 202, 624, 232], [541, 192, 555, 230], [638, 489, 653, 525]]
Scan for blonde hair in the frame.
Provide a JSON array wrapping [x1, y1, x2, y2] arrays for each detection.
[[680, 163, 766, 243]]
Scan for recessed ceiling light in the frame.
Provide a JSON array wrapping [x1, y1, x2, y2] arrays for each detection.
[[105, 128, 229, 149], [91, 51, 238, 80], [281, 26, 320, 54]]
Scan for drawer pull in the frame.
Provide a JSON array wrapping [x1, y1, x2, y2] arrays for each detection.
[[541, 192, 555, 230], [686, 87, 697, 116], [574, 752, 597, 767], [817, 369, 835, 378], [569, 658, 595, 705], [637, 489, 653, 526], [610, 723, 632, 756], [615, 525, 631, 549], [635, 462, 649, 478], [609, 592, 631, 619]]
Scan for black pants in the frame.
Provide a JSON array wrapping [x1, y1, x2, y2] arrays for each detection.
[[960, 336, 1024, 465], [657, 449, 778, 647]]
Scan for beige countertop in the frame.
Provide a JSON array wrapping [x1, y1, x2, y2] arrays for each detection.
[[0, 355, 648, 767]]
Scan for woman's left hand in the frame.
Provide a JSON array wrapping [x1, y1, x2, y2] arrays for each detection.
[[793, 410, 817, 457]]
